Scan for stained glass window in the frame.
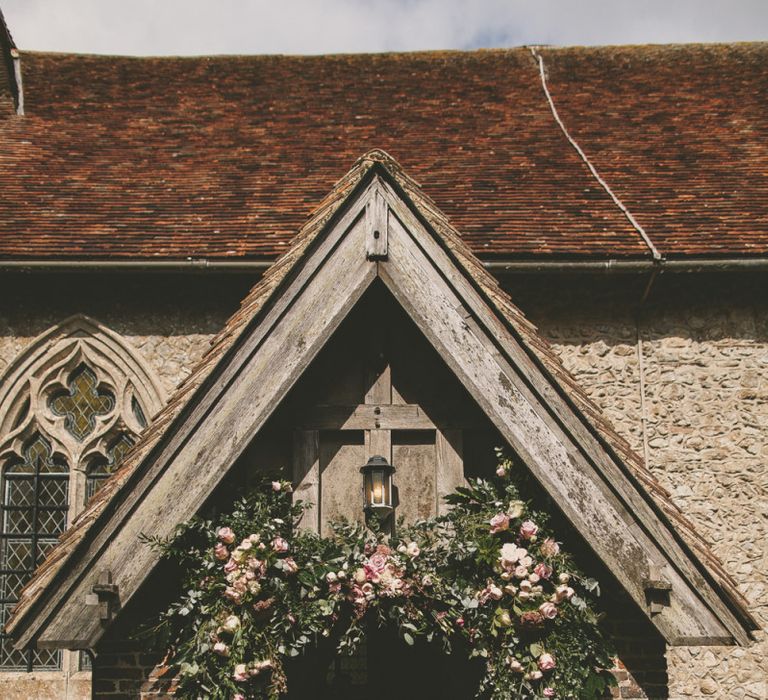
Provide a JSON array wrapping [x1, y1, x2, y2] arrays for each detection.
[[49, 365, 115, 441], [0, 434, 68, 671]]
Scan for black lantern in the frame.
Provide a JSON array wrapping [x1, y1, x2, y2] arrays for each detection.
[[360, 455, 395, 514]]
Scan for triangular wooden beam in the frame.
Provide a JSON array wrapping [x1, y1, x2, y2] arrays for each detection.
[[7, 152, 756, 652]]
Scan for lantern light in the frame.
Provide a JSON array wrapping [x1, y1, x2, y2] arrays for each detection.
[[360, 455, 396, 514]]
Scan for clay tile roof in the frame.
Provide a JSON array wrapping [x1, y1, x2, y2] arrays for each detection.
[[6, 150, 756, 643], [0, 44, 766, 261]]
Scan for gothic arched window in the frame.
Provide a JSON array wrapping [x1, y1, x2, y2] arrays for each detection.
[[0, 316, 165, 671]]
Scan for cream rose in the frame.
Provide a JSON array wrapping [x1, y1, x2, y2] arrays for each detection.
[[506, 500, 525, 519]]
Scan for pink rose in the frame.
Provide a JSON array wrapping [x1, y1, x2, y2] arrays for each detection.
[[214, 543, 229, 561], [543, 689, 555, 698], [247, 557, 266, 575], [233, 663, 248, 682], [555, 584, 575, 602], [534, 562, 553, 579], [213, 641, 229, 656], [489, 513, 510, 534], [217, 527, 235, 544], [406, 541, 420, 558], [539, 538, 560, 558], [520, 520, 539, 539], [538, 653, 556, 671], [271, 480, 282, 492], [495, 465, 507, 477], [223, 587, 243, 604], [234, 695, 246, 700], [272, 537, 289, 553], [282, 557, 299, 574], [539, 601, 558, 619], [224, 558, 238, 573], [368, 553, 388, 572]]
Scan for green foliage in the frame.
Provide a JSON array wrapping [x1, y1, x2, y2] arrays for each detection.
[[145, 459, 616, 699]]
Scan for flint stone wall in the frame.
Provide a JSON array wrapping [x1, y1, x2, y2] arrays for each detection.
[[0, 271, 764, 699], [512, 273, 767, 700]]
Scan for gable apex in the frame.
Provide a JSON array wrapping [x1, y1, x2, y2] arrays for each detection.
[[6, 152, 757, 652]]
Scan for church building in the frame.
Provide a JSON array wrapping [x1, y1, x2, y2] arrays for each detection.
[[0, 12, 765, 699]]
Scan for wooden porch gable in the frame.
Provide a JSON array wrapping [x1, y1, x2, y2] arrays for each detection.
[[7, 152, 756, 653]]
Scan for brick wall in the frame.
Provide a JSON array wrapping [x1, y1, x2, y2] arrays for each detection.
[[91, 643, 173, 700]]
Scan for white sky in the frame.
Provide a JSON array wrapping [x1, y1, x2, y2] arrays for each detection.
[[2, 0, 767, 55]]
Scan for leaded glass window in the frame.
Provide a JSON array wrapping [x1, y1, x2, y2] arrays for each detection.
[[0, 434, 68, 671], [85, 432, 136, 502]]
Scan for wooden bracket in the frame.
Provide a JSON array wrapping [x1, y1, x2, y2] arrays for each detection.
[[365, 188, 388, 260], [87, 570, 120, 623], [643, 563, 672, 615]]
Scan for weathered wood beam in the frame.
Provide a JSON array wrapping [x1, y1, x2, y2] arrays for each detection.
[[378, 193, 738, 645], [297, 404, 431, 430], [32, 184, 379, 649], [293, 430, 320, 533], [435, 429, 464, 516]]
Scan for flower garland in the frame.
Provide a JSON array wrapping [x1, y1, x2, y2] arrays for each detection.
[[146, 456, 616, 699]]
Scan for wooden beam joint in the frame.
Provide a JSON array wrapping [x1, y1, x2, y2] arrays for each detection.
[[365, 188, 389, 261], [643, 564, 672, 615], [87, 570, 120, 623]]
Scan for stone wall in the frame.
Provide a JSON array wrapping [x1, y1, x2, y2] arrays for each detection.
[[510, 272, 767, 700], [0, 271, 764, 699]]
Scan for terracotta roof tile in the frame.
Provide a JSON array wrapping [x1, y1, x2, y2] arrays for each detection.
[[6, 45, 764, 261], [540, 43, 768, 257]]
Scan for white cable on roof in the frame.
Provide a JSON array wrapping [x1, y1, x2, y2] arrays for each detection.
[[529, 47, 662, 262]]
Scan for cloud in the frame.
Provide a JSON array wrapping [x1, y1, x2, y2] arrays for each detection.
[[3, 0, 767, 55]]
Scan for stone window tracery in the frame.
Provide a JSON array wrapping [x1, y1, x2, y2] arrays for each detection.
[[0, 316, 165, 671]]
